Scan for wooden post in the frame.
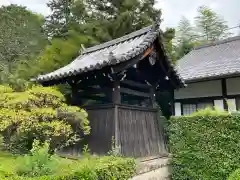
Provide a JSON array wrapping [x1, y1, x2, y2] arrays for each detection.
[[112, 80, 121, 104], [112, 79, 121, 154], [170, 87, 175, 116], [222, 78, 228, 110], [150, 86, 156, 108], [71, 83, 79, 106]]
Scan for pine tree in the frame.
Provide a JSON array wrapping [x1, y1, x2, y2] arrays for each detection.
[[84, 0, 161, 39], [45, 0, 74, 38]]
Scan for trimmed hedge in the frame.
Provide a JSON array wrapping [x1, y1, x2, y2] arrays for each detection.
[[2, 156, 136, 180], [169, 113, 240, 180], [228, 169, 240, 180]]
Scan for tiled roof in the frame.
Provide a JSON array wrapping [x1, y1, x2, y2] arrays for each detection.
[[35, 23, 185, 87], [177, 36, 240, 82]]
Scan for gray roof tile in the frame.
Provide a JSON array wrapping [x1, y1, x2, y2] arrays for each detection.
[[35, 23, 185, 87], [177, 36, 240, 82]]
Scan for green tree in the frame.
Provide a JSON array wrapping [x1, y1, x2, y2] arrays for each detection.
[[84, 0, 161, 39], [45, 0, 76, 37], [162, 28, 177, 62], [0, 5, 47, 75], [13, 30, 97, 83], [176, 17, 195, 43], [195, 6, 231, 41]]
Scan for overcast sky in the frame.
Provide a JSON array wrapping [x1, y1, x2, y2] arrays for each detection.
[[1, 0, 240, 32]]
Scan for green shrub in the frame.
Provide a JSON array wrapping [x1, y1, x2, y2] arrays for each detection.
[[169, 112, 240, 180], [0, 85, 90, 153], [228, 169, 240, 180], [1, 156, 136, 180], [190, 107, 228, 116], [16, 140, 59, 177]]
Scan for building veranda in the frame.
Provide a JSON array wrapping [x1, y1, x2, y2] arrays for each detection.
[[35, 21, 185, 158]]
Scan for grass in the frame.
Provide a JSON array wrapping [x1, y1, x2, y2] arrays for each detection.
[[0, 151, 17, 175], [0, 151, 127, 176], [0, 151, 80, 176]]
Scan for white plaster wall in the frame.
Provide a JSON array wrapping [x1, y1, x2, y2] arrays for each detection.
[[227, 77, 240, 95], [174, 103, 181, 116], [228, 99, 237, 112], [175, 80, 222, 100], [214, 100, 224, 111]]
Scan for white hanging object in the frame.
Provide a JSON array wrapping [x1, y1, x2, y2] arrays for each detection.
[[149, 48, 157, 65]]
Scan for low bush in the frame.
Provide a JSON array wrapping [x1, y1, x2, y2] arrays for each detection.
[[169, 110, 240, 180], [0, 142, 136, 180], [16, 140, 59, 177], [1, 156, 136, 180], [0, 85, 90, 154]]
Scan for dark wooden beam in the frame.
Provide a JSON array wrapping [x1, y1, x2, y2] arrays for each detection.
[[120, 87, 150, 98], [77, 86, 111, 95], [80, 95, 109, 102], [222, 78, 228, 110], [121, 80, 150, 90], [170, 87, 175, 116]]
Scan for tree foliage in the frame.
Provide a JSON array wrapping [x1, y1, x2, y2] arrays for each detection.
[[0, 85, 90, 154], [175, 6, 231, 60], [84, 0, 161, 39], [0, 5, 47, 75], [195, 6, 231, 41]]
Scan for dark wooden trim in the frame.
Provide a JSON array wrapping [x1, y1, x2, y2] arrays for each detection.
[[80, 95, 108, 102], [171, 88, 175, 116], [236, 98, 240, 110], [175, 95, 240, 104], [120, 87, 150, 98], [114, 105, 120, 152], [185, 74, 240, 84], [180, 103, 183, 115], [84, 103, 158, 112], [121, 80, 150, 89], [83, 104, 115, 110], [222, 78, 228, 110], [174, 96, 224, 102], [78, 88, 111, 97], [117, 104, 158, 112]]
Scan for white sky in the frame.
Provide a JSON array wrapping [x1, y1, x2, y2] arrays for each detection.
[[0, 0, 240, 32]]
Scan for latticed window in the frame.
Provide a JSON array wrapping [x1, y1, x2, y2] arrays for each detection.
[[182, 101, 213, 115], [182, 104, 197, 115], [197, 102, 213, 110]]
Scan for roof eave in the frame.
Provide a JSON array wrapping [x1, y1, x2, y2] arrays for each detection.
[[184, 72, 240, 84]]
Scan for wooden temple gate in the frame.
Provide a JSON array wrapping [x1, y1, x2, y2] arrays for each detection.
[[35, 21, 185, 158], [85, 104, 167, 157]]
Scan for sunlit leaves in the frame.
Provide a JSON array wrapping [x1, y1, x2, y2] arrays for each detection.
[[0, 85, 90, 153]]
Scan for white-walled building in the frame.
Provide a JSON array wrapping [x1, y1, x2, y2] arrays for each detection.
[[174, 36, 240, 116]]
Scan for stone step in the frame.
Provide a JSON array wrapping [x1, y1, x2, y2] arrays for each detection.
[[131, 166, 170, 180], [136, 156, 170, 174], [131, 156, 170, 180]]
